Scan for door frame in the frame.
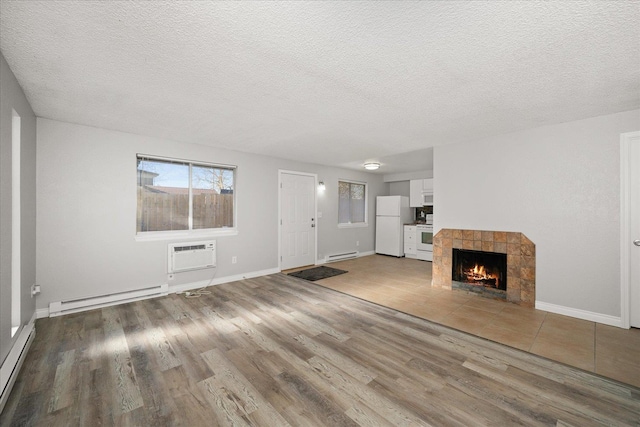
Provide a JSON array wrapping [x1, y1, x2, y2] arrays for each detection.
[[278, 170, 318, 271], [620, 131, 640, 329]]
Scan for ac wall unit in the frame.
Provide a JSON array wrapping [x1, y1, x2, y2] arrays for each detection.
[[168, 240, 216, 273]]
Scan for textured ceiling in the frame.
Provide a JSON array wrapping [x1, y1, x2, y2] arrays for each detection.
[[1, 1, 639, 174]]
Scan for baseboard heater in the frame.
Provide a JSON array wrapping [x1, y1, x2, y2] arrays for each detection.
[[0, 323, 35, 413], [49, 284, 169, 317], [325, 251, 358, 263]]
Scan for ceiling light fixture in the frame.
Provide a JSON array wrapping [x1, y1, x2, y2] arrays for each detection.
[[364, 162, 380, 170]]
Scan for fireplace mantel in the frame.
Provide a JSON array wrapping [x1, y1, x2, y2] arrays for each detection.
[[432, 229, 535, 307]]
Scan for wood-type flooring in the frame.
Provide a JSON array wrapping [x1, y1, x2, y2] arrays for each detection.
[[2, 274, 639, 426]]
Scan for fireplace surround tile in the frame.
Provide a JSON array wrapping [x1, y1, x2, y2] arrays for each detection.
[[432, 228, 535, 306], [507, 287, 521, 302], [521, 267, 535, 281], [433, 245, 443, 257], [507, 233, 521, 244], [507, 255, 521, 267], [481, 241, 494, 252], [507, 264, 520, 279]]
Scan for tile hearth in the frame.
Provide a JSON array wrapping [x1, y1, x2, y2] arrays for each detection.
[[432, 229, 535, 306]]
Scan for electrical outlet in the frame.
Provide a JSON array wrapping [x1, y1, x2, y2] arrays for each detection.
[[232, 256, 237, 264], [167, 274, 175, 281], [356, 241, 359, 246], [31, 284, 40, 297]]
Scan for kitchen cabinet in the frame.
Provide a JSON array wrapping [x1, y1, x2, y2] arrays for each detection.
[[409, 179, 434, 207], [404, 225, 417, 258], [409, 180, 421, 207]]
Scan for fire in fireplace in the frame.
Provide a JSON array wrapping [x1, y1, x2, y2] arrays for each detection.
[[452, 248, 507, 296]]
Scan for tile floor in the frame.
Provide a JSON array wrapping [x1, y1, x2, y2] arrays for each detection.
[[286, 254, 640, 388]]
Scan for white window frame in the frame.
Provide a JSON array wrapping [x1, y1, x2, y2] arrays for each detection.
[[135, 154, 238, 242], [337, 179, 368, 229]]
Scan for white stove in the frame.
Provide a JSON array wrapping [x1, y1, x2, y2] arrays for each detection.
[[416, 224, 433, 261]]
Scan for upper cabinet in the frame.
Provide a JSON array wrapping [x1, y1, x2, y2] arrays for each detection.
[[409, 180, 422, 207], [409, 179, 433, 207]]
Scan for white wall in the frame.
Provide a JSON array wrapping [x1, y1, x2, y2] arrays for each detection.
[[0, 52, 37, 362], [435, 109, 640, 318], [314, 170, 387, 259], [36, 119, 386, 311], [389, 181, 410, 197]]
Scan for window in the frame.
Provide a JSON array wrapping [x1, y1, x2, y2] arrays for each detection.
[[338, 180, 367, 226], [136, 155, 235, 235]]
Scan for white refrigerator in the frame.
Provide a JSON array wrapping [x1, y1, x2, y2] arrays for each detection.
[[375, 196, 413, 257]]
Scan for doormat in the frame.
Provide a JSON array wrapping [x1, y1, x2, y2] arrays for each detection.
[[288, 266, 347, 281]]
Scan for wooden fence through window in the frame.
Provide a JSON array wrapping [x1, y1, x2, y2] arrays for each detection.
[[137, 190, 234, 232]]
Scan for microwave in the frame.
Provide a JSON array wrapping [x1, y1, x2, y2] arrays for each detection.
[[422, 192, 433, 206]]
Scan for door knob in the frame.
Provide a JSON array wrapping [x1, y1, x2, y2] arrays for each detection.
[[634, 240, 640, 247]]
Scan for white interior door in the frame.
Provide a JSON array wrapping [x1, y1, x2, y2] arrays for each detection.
[[625, 132, 640, 327], [280, 172, 316, 270]]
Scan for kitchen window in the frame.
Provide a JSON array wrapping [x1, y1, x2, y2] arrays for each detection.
[[338, 180, 367, 227], [136, 155, 236, 239]]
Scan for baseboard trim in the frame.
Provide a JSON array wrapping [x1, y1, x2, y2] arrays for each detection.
[[316, 250, 375, 265], [535, 301, 624, 328], [36, 308, 49, 319], [169, 267, 280, 294], [0, 312, 36, 413]]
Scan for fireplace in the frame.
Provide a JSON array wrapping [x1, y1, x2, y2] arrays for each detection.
[[452, 248, 507, 299], [431, 229, 535, 306]]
